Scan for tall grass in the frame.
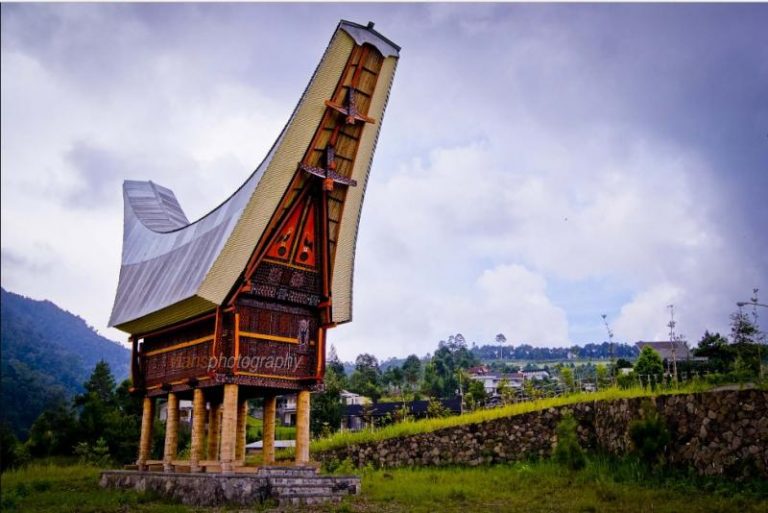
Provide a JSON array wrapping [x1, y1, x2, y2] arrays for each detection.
[[356, 459, 767, 513], [311, 385, 707, 453], [1, 463, 192, 513]]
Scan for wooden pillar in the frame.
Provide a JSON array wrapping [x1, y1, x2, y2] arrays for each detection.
[[219, 384, 239, 473], [262, 394, 277, 465], [189, 388, 205, 472], [137, 396, 154, 469], [162, 392, 179, 472], [235, 399, 248, 464], [207, 401, 220, 460], [295, 390, 310, 465]]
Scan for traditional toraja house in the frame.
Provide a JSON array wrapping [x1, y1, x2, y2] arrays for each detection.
[[109, 20, 399, 474]]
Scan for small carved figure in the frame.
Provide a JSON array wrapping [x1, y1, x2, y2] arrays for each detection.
[[268, 267, 283, 284], [290, 271, 305, 288], [297, 319, 310, 345]]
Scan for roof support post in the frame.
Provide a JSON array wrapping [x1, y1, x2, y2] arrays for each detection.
[[219, 384, 239, 473], [235, 398, 248, 464], [295, 390, 311, 465], [262, 393, 277, 465], [163, 392, 179, 472], [207, 400, 221, 461], [137, 396, 154, 470], [189, 388, 206, 472]]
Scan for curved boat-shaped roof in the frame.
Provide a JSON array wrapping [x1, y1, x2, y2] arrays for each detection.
[[109, 20, 400, 334]]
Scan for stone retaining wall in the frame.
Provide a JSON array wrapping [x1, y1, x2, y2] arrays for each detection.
[[316, 390, 767, 479]]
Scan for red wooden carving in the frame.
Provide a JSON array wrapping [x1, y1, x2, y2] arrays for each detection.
[[265, 202, 303, 262]]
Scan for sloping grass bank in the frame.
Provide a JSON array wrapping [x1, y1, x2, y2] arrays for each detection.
[[311, 385, 702, 453]]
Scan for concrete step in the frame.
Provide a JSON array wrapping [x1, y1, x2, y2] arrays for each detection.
[[268, 477, 359, 493], [271, 485, 338, 496], [277, 495, 344, 507], [256, 466, 319, 478]]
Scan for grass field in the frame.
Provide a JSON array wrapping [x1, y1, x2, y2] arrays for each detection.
[[2, 459, 765, 513]]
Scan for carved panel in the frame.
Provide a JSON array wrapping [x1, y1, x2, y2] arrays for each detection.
[[238, 338, 316, 379], [144, 340, 212, 388], [237, 299, 318, 338], [142, 316, 215, 351], [234, 300, 320, 381], [250, 261, 321, 307]]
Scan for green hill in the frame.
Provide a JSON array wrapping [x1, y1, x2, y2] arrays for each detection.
[[0, 288, 130, 438]]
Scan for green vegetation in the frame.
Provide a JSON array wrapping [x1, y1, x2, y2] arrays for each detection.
[[0, 288, 130, 439], [4, 459, 764, 513], [346, 459, 768, 513], [2, 360, 145, 471], [628, 400, 671, 467], [310, 385, 702, 453], [0, 463, 192, 513], [633, 346, 664, 384], [553, 412, 586, 471], [246, 415, 296, 442]]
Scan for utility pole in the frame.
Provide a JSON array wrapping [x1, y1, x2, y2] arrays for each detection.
[[456, 370, 464, 415], [601, 314, 616, 385], [667, 305, 679, 385]]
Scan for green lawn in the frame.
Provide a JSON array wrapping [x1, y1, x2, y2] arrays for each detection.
[[2, 459, 765, 513]]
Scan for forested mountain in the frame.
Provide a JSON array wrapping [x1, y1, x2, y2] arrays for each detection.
[[0, 288, 130, 438]]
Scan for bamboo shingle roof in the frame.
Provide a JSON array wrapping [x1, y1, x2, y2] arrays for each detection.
[[109, 21, 399, 335]]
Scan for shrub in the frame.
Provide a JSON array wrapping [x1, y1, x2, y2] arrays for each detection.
[[73, 437, 112, 467], [426, 398, 450, 418], [553, 412, 586, 471], [628, 401, 670, 467]]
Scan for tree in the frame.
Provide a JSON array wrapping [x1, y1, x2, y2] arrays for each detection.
[[401, 354, 422, 391], [83, 360, 117, 404], [73, 362, 142, 463], [75, 361, 117, 443], [729, 310, 762, 377], [694, 331, 733, 373], [467, 379, 488, 409], [382, 366, 404, 394], [634, 346, 664, 386], [595, 364, 609, 389], [495, 333, 507, 359], [25, 399, 78, 457], [496, 377, 515, 405], [348, 353, 382, 403], [560, 367, 575, 392], [311, 364, 344, 437], [0, 422, 29, 471], [730, 310, 760, 345], [421, 361, 444, 399], [327, 345, 346, 378], [427, 334, 480, 398]]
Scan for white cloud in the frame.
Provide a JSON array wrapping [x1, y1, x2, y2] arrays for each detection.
[[2, 4, 765, 360]]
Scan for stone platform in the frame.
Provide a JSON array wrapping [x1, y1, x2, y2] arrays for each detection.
[[100, 466, 360, 507]]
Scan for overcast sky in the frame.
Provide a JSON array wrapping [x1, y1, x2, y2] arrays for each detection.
[[2, 3, 767, 361]]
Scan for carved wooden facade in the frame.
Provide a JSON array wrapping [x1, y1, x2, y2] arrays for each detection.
[[109, 20, 398, 471]]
